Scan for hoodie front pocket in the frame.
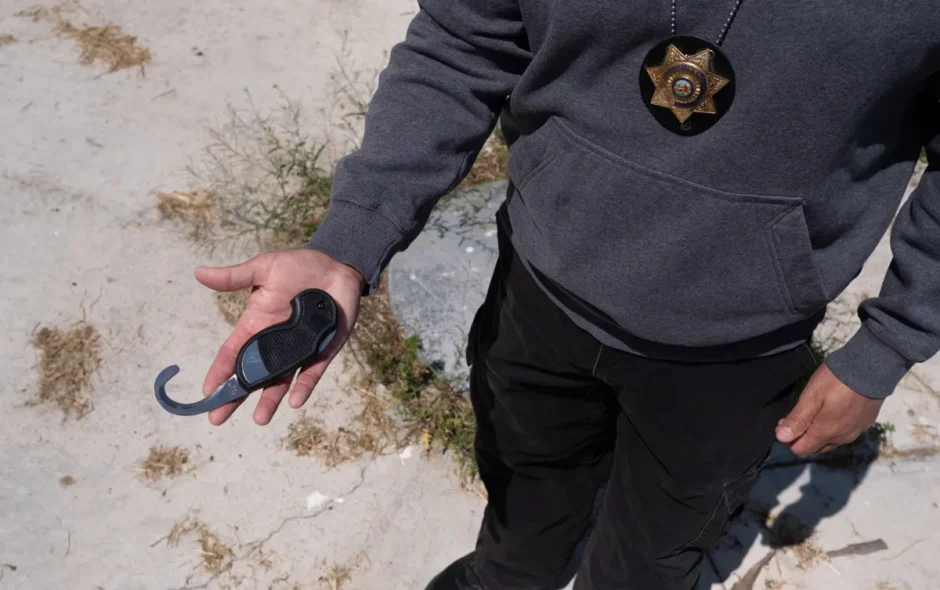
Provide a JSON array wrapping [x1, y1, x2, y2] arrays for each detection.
[[505, 118, 828, 347]]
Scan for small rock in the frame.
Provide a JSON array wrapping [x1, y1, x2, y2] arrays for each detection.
[[306, 491, 329, 510]]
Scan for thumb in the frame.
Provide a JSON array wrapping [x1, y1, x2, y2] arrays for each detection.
[[776, 388, 822, 444], [195, 254, 272, 292]]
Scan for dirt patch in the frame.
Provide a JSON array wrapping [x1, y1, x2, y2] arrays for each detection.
[[31, 321, 101, 419], [165, 515, 234, 578], [214, 289, 251, 326], [18, 2, 151, 73], [59, 475, 75, 487], [0, 34, 16, 46], [137, 445, 192, 481]]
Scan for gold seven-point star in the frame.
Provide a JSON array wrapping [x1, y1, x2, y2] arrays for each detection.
[[646, 45, 729, 123]]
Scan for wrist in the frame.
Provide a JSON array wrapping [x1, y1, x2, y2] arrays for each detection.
[[337, 262, 367, 292]]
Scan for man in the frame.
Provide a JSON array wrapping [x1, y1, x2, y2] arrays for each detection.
[[193, 1, 940, 588]]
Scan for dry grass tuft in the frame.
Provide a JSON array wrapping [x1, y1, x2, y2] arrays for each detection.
[[31, 321, 101, 419], [214, 289, 251, 326], [0, 34, 16, 46], [138, 445, 191, 481], [59, 475, 75, 487], [157, 191, 217, 239], [763, 512, 828, 570], [911, 422, 937, 444], [460, 125, 509, 188], [282, 411, 386, 468], [765, 581, 786, 590], [18, 2, 150, 73], [319, 561, 355, 590], [16, 2, 76, 22], [283, 413, 328, 457], [165, 515, 234, 577], [790, 537, 828, 570], [55, 21, 150, 72]]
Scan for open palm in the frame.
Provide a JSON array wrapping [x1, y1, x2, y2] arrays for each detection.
[[194, 248, 365, 426]]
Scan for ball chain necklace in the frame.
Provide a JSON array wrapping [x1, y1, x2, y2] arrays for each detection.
[[639, 0, 745, 135]]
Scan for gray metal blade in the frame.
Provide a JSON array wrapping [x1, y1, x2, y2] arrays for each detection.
[[154, 370, 250, 416]]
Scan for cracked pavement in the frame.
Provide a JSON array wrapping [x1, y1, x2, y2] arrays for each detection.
[[0, 1, 483, 588], [1, 0, 939, 589]]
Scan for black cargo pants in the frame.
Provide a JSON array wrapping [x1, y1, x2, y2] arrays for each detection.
[[464, 209, 818, 590]]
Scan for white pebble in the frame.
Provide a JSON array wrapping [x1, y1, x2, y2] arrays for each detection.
[[306, 491, 329, 510], [919, 416, 930, 425], [465, 247, 474, 253], [399, 446, 414, 465], [485, 230, 496, 237]]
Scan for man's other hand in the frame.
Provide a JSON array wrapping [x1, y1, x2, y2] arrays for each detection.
[[776, 363, 885, 457]]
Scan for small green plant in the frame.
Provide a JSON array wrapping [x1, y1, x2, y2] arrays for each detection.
[[867, 421, 896, 446], [181, 88, 335, 251], [354, 288, 478, 479]]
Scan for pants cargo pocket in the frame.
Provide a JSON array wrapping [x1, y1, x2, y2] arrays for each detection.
[[674, 464, 764, 555]]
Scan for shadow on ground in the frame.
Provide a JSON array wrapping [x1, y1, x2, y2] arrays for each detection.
[[707, 433, 884, 588]]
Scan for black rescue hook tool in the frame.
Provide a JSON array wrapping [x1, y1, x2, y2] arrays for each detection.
[[154, 289, 339, 416]]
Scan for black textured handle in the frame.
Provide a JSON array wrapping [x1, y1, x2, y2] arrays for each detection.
[[234, 289, 338, 391]]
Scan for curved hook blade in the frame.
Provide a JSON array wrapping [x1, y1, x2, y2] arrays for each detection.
[[154, 365, 250, 416]]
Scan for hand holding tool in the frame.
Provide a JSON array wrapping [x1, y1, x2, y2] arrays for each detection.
[[154, 289, 338, 416]]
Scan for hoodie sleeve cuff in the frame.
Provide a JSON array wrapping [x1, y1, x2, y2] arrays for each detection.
[[305, 199, 404, 295], [824, 323, 914, 400]]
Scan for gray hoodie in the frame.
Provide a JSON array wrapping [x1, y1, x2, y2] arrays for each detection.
[[307, 0, 940, 400]]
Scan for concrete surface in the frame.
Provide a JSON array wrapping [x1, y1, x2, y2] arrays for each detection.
[[388, 183, 507, 389], [1, 0, 938, 589]]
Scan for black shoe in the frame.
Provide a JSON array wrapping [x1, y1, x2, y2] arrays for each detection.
[[425, 552, 486, 589]]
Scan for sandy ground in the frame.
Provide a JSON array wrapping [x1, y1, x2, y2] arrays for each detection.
[[1, 1, 939, 589], [0, 1, 483, 589]]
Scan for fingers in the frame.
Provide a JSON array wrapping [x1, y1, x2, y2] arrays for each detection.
[[208, 396, 246, 427], [776, 387, 822, 444], [203, 323, 255, 396], [195, 254, 272, 293], [253, 375, 293, 425], [289, 361, 328, 409], [787, 427, 828, 457], [287, 327, 349, 409]]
